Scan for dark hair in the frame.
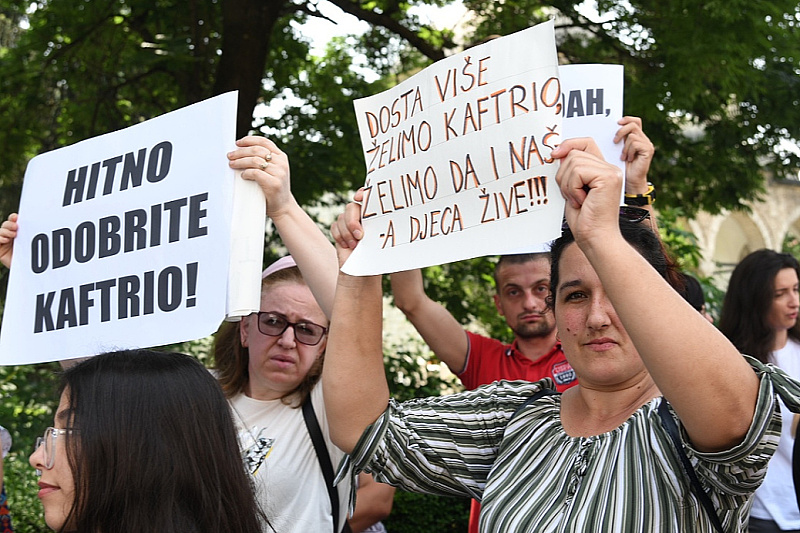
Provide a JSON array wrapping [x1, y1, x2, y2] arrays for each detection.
[[213, 266, 323, 406], [494, 252, 551, 287], [719, 249, 800, 363], [679, 273, 705, 312], [548, 219, 676, 307], [59, 349, 266, 533]]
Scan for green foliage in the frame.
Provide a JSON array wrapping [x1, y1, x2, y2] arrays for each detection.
[[783, 232, 800, 259], [382, 490, 470, 532], [0, 361, 61, 531], [384, 342, 463, 401], [656, 206, 703, 270], [5, 451, 49, 532]]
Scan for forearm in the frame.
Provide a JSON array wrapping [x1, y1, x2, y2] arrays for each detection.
[[324, 272, 390, 453], [271, 200, 338, 319], [582, 236, 758, 450], [348, 474, 395, 533], [390, 269, 468, 373]]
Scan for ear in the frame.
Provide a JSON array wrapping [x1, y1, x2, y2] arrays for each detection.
[[240, 317, 250, 348], [493, 293, 504, 316]]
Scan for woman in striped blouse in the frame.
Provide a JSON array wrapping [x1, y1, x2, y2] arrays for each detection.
[[325, 138, 799, 532]]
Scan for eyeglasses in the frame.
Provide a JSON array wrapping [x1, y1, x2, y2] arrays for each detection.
[[34, 427, 76, 471], [254, 312, 327, 346], [561, 206, 651, 230]]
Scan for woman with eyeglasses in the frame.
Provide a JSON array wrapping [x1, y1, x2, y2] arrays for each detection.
[[28, 349, 267, 533], [216, 137, 394, 533], [719, 249, 800, 533], [325, 137, 800, 531]]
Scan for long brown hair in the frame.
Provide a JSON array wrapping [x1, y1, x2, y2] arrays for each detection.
[[213, 266, 324, 406]]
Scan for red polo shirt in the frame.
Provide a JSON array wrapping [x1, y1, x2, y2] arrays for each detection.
[[458, 331, 576, 391]]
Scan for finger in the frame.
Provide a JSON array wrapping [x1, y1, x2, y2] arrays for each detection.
[[551, 138, 604, 160], [331, 214, 358, 249], [344, 202, 364, 241]]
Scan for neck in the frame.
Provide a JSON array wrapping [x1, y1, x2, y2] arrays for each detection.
[[561, 375, 659, 437], [773, 329, 790, 352], [244, 381, 283, 402], [515, 330, 558, 362]]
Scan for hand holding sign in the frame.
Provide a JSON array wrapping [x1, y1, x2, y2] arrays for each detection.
[[0, 213, 17, 268], [227, 136, 295, 220], [615, 116, 655, 195], [331, 189, 366, 268], [553, 138, 624, 244]]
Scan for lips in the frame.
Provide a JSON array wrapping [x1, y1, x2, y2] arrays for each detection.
[[269, 354, 296, 367], [584, 337, 618, 351], [37, 481, 59, 498]]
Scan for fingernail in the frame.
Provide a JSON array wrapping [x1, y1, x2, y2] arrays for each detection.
[[354, 230, 363, 240]]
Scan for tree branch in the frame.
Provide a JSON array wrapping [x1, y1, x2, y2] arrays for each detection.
[[323, 0, 445, 61]]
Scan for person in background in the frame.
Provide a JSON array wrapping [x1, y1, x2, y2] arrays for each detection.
[[719, 249, 800, 533], [29, 349, 267, 533], [388, 116, 656, 531], [221, 137, 393, 533], [325, 136, 796, 531]]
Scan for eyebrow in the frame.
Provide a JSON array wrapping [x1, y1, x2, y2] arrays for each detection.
[[557, 279, 582, 294]]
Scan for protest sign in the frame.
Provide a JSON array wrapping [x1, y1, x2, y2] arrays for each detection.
[[0, 92, 264, 365], [560, 63, 624, 177], [343, 20, 565, 275]]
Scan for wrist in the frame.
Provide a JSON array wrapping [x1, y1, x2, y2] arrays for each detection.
[[624, 182, 656, 206]]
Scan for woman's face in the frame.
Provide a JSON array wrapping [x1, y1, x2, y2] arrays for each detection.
[[766, 267, 800, 333], [240, 281, 328, 400], [29, 391, 76, 531], [553, 243, 648, 389]]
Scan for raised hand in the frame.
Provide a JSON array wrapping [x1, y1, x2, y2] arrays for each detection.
[[227, 136, 294, 220], [0, 213, 19, 268]]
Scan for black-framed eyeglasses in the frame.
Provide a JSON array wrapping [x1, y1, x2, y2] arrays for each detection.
[[254, 312, 327, 346], [34, 427, 77, 472], [561, 206, 651, 230]]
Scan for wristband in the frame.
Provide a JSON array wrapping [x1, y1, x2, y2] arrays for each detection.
[[624, 183, 656, 206]]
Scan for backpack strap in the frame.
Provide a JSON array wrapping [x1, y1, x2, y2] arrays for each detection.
[[303, 396, 352, 533], [657, 398, 725, 533]]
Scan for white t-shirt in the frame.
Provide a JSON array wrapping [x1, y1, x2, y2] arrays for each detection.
[[229, 383, 351, 533], [750, 337, 800, 528]]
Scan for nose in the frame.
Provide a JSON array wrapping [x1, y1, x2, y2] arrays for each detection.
[[30, 442, 45, 471], [586, 294, 613, 330], [523, 290, 544, 312], [276, 324, 297, 348]]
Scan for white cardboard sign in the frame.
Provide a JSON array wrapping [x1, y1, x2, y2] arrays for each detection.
[[343, 20, 565, 275], [0, 92, 264, 365]]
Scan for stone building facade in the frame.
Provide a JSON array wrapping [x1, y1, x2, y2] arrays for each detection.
[[684, 179, 800, 287]]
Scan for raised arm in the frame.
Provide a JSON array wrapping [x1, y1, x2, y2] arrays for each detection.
[[390, 269, 469, 374], [228, 136, 338, 318], [325, 195, 390, 453], [616, 116, 658, 229], [553, 138, 758, 452], [0, 213, 18, 269]]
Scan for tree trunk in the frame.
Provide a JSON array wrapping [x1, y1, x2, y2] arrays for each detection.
[[214, 0, 284, 137]]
